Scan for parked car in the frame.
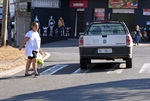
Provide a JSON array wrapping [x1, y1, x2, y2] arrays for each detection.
[[79, 21, 133, 69]]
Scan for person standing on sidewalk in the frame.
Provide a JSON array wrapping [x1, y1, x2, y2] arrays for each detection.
[[19, 22, 42, 76], [134, 25, 142, 46], [58, 17, 65, 36]]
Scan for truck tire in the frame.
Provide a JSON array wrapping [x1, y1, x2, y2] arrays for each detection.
[[126, 58, 132, 68], [80, 58, 87, 69]]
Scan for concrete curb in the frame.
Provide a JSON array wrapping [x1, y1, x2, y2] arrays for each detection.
[[135, 43, 150, 46], [0, 52, 51, 78]]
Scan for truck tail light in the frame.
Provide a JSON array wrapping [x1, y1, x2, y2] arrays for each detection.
[[79, 37, 83, 46], [126, 35, 131, 45]]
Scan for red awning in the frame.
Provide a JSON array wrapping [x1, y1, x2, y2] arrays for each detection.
[[70, 0, 88, 8]]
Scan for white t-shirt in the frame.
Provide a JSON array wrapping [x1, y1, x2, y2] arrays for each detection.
[[25, 30, 41, 57]]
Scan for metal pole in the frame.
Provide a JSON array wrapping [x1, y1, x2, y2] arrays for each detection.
[[1, 0, 9, 46], [74, 10, 77, 37]]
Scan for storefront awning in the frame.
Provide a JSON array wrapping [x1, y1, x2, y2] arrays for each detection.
[[70, 0, 88, 8]]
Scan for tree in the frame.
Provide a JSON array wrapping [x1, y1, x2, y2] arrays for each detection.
[[1, 0, 9, 46]]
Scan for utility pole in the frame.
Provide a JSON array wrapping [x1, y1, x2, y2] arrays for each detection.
[[1, 0, 9, 46]]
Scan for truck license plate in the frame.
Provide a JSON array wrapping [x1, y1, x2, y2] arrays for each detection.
[[98, 48, 112, 53]]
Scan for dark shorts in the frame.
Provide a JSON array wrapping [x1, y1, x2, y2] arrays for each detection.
[[28, 51, 38, 59]]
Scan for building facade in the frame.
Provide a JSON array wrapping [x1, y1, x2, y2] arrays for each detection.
[[31, 0, 150, 37]]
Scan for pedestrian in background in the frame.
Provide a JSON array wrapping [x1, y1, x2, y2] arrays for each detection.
[[58, 17, 65, 36], [19, 22, 42, 76], [134, 25, 142, 46]]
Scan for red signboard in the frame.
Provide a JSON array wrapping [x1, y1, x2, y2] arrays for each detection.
[[70, 0, 88, 8]]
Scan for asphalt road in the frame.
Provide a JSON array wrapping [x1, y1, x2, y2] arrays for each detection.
[[0, 39, 150, 101]]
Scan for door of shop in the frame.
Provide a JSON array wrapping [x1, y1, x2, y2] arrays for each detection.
[[77, 11, 85, 36], [112, 13, 134, 31]]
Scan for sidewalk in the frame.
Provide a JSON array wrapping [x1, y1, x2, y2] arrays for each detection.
[[0, 52, 50, 78], [135, 42, 150, 46]]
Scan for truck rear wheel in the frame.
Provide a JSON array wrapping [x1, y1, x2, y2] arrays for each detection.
[[80, 58, 87, 69], [126, 58, 132, 68]]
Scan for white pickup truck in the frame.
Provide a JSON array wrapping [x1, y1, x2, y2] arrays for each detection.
[[79, 21, 133, 69]]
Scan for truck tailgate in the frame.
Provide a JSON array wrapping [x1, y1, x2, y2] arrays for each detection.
[[83, 35, 127, 47]]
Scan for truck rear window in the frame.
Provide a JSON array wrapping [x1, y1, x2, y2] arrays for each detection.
[[87, 23, 126, 35]]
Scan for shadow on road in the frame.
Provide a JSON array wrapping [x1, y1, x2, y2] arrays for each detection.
[[0, 62, 124, 80], [1, 78, 150, 101]]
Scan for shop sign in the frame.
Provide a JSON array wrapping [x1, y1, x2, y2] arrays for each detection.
[[70, 0, 88, 8], [113, 9, 134, 13], [16, 2, 27, 12], [109, 0, 138, 9], [94, 8, 105, 21], [32, 0, 60, 8], [143, 9, 150, 15]]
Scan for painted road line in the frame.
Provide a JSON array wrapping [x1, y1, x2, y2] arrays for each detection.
[[43, 52, 51, 60], [72, 68, 90, 74], [41, 65, 68, 75], [139, 63, 150, 73], [107, 69, 124, 74], [107, 64, 124, 74]]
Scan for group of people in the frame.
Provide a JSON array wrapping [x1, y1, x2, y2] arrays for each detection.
[[34, 16, 66, 36], [48, 16, 65, 36]]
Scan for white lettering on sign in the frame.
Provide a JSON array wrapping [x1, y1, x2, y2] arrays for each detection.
[[73, 3, 84, 7]]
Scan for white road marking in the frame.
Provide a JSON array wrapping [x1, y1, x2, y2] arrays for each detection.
[[41, 65, 68, 75], [107, 64, 124, 74], [72, 68, 90, 74], [43, 52, 51, 60], [139, 63, 150, 73], [107, 69, 124, 74]]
